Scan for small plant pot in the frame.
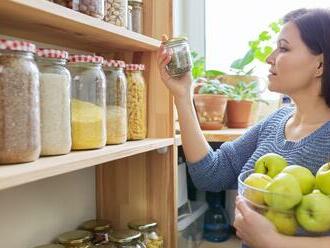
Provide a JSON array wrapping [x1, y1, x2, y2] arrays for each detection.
[[226, 100, 253, 128], [194, 94, 228, 130]]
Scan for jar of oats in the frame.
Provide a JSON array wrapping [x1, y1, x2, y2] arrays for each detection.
[[103, 60, 127, 145], [69, 55, 106, 150], [37, 48, 72, 156], [125, 64, 146, 140], [128, 0, 143, 34], [73, 0, 105, 19], [104, 0, 128, 27], [0, 39, 41, 164]]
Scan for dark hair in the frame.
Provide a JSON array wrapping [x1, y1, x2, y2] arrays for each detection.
[[283, 8, 330, 107]]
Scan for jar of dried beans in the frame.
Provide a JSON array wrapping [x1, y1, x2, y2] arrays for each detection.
[[104, 0, 128, 27], [0, 39, 41, 164], [73, 0, 105, 19]]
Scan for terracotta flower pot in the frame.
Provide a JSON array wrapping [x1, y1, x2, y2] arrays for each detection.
[[194, 94, 228, 130], [226, 100, 253, 128]]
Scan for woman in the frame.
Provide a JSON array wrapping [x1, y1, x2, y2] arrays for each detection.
[[158, 8, 330, 248]]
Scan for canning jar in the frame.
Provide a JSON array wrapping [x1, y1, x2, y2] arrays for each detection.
[[108, 230, 146, 248], [69, 55, 106, 150], [125, 64, 147, 140], [0, 39, 40, 164], [57, 230, 94, 248], [80, 219, 112, 245], [104, 0, 128, 27], [103, 60, 127, 145], [128, 0, 143, 33], [127, 5, 133, 30], [162, 37, 193, 78], [34, 245, 65, 248], [53, 0, 72, 8], [128, 220, 163, 248], [37, 48, 72, 156], [73, 0, 105, 19]]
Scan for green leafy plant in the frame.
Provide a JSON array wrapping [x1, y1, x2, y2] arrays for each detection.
[[225, 81, 268, 104], [191, 51, 225, 80], [198, 79, 231, 95]]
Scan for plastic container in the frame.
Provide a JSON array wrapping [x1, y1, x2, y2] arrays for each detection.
[[104, 0, 128, 27], [108, 229, 146, 247], [128, 0, 143, 33], [57, 230, 94, 248], [73, 0, 105, 19]]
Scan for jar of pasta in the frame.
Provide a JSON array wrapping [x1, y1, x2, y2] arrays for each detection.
[[128, 220, 163, 248]]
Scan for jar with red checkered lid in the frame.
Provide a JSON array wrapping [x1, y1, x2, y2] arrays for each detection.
[[0, 39, 41, 164], [125, 64, 146, 140], [68, 54, 106, 150]]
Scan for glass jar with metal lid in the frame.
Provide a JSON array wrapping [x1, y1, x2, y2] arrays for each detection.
[[104, 0, 128, 27], [34, 245, 65, 248], [128, 0, 143, 34], [80, 219, 112, 245], [0, 39, 40, 164], [162, 37, 193, 78], [128, 220, 163, 248], [57, 230, 94, 248], [108, 229, 145, 248]]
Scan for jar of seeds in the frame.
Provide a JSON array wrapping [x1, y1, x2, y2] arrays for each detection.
[[104, 0, 128, 27], [73, 0, 105, 19], [128, 0, 143, 34], [162, 37, 193, 78]]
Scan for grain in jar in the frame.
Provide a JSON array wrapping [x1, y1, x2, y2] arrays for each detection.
[[0, 39, 40, 164], [104, 0, 128, 27], [128, 220, 163, 248], [69, 55, 106, 150], [103, 60, 127, 145], [80, 219, 112, 245], [57, 230, 94, 248], [128, 0, 143, 34], [125, 64, 147, 140], [73, 0, 105, 19], [37, 48, 72, 156]]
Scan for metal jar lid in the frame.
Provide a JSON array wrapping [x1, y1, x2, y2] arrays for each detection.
[[109, 229, 141, 243], [128, 219, 158, 231], [57, 230, 93, 245], [162, 37, 188, 46], [80, 219, 112, 232], [128, 0, 143, 3], [34, 245, 65, 248]]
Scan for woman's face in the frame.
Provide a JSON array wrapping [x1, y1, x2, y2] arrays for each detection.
[[266, 22, 322, 95]]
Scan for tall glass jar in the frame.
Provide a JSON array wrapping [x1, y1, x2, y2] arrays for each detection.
[[37, 49, 72, 156], [104, 0, 128, 27], [108, 230, 146, 248], [54, 0, 72, 8], [57, 230, 94, 248], [0, 40, 40, 164], [162, 37, 193, 78], [128, 220, 163, 248], [80, 219, 112, 245], [103, 60, 127, 145], [73, 0, 105, 19], [69, 55, 106, 150], [128, 0, 143, 34], [125, 64, 147, 140]]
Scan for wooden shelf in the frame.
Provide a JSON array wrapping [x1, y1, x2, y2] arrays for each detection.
[[0, 138, 174, 191], [0, 0, 161, 53]]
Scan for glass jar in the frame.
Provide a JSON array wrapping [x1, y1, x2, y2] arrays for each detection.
[[128, 220, 163, 248], [37, 49, 72, 156], [80, 219, 112, 245], [53, 0, 73, 8], [0, 40, 40, 164], [103, 60, 127, 145], [69, 55, 106, 150], [127, 5, 133, 31], [57, 230, 94, 248], [162, 37, 193, 78], [125, 64, 147, 140], [104, 0, 128, 27], [34, 245, 65, 248], [73, 0, 105, 19], [108, 229, 146, 248], [128, 0, 143, 34]]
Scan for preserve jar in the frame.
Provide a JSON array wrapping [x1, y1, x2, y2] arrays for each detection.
[[0, 39, 41, 164], [162, 37, 193, 78], [57, 230, 94, 248], [73, 0, 105, 19], [104, 0, 128, 27], [69, 55, 106, 150], [103, 60, 127, 145], [128, 220, 163, 248], [80, 219, 112, 245], [128, 0, 143, 33], [37, 48, 72, 156], [109, 229, 146, 248], [125, 64, 147, 140]]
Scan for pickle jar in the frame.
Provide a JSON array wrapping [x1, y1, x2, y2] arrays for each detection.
[[128, 0, 143, 34], [125, 64, 147, 140], [68, 55, 106, 150], [80, 219, 112, 245], [57, 230, 94, 248], [0, 39, 41, 164], [162, 37, 193, 78], [103, 60, 128, 145], [109, 229, 146, 248], [34, 245, 65, 248], [104, 0, 128, 27], [73, 0, 105, 19], [128, 220, 163, 248]]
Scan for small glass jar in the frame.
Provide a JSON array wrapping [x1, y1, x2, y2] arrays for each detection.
[[34, 245, 65, 248], [125, 64, 147, 140], [127, 5, 133, 31], [69, 55, 106, 150], [162, 37, 193, 78], [53, 0, 73, 8], [103, 60, 128, 145], [37, 48, 72, 156], [104, 0, 128, 27], [57, 230, 94, 248], [128, 220, 163, 248], [108, 229, 146, 248], [73, 0, 105, 19], [0, 39, 40, 164], [128, 0, 143, 34], [80, 219, 112, 245]]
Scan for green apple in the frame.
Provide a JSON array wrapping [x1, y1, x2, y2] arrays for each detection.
[[295, 189, 330, 233], [282, 165, 315, 195], [255, 153, 288, 178], [243, 173, 273, 205], [315, 163, 330, 195], [264, 173, 302, 210], [264, 209, 298, 236]]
